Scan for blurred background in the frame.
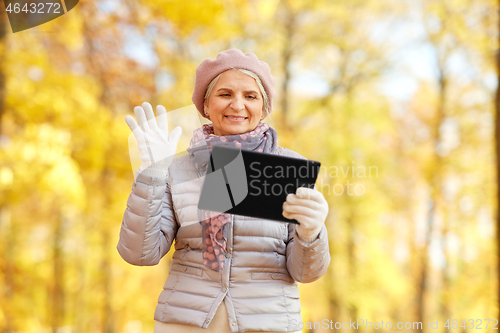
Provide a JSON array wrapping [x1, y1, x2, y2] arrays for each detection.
[[0, 0, 498, 332]]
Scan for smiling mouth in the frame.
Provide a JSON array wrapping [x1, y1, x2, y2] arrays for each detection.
[[225, 115, 248, 120]]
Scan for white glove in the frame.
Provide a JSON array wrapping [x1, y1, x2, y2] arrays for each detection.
[[283, 187, 329, 243], [125, 102, 182, 178]]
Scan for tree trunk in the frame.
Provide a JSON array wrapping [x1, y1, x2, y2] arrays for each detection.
[[1, 208, 14, 333], [495, 0, 500, 320], [80, 3, 116, 331], [0, 11, 12, 333], [346, 211, 359, 330], [101, 227, 114, 333], [417, 198, 432, 333], [436, 71, 451, 323], [325, 179, 339, 332], [51, 210, 65, 333], [417, 67, 447, 333], [0, 4, 7, 134], [279, 0, 295, 132]]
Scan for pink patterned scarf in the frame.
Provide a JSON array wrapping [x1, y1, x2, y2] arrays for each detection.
[[186, 122, 278, 274]]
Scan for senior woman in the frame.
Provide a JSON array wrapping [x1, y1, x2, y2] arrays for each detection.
[[117, 49, 330, 333]]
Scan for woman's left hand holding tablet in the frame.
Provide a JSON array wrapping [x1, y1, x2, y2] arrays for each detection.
[[283, 187, 329, 243]]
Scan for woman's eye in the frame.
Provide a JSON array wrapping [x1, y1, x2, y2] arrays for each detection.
[[220, 94, 230, 97], [247, 96, 256, 99]]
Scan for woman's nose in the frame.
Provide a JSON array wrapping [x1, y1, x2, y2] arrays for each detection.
[[230, 95, 245, 111]]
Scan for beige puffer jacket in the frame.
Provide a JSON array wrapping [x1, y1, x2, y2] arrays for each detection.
[[117, 146, 331, 332]]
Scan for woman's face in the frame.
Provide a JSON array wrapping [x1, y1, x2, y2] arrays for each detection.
[[204, 69, 264, 136]]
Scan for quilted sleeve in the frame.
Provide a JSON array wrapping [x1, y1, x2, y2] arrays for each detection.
[[275, 146, 331, 283], [116, 170, 178, 266], [286, 223, 330, 283]]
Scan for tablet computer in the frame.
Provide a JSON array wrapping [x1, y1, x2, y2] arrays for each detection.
[[198, 146, 321, 224]]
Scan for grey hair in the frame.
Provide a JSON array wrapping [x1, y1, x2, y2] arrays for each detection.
[[204, 68, 271, 119]]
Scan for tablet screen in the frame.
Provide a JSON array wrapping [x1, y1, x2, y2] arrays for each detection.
[[198, 146, 320, 223]]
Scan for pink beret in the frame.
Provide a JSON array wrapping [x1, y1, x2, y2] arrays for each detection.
[[192, 49, 276, 118]]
